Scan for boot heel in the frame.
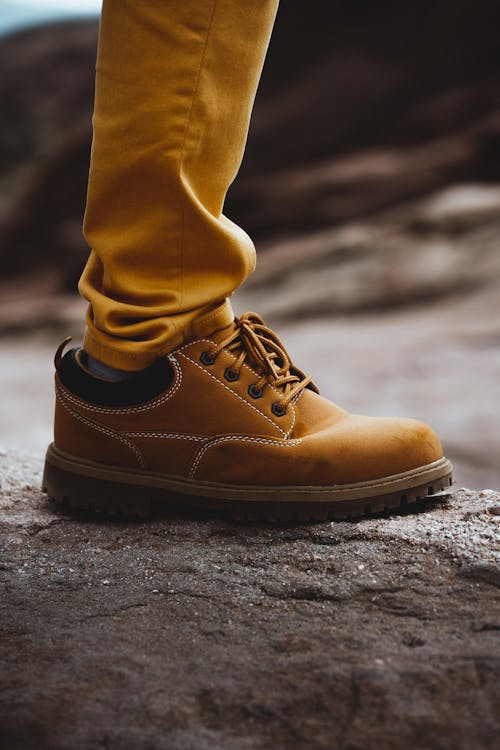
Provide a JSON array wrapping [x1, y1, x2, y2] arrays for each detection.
[[42, 455, 151, 518]]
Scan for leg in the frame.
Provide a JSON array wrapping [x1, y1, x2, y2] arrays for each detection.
[[44, 1, 453, 521], [79, 0, 279, 371]]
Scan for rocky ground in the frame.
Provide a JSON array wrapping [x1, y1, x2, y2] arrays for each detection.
[[1, 10, 500, 746], [1, 180, 498, 748], [0, 452, 499, 749]]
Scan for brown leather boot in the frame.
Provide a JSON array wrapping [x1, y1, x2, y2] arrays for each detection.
[[43, 312, 453, 521]]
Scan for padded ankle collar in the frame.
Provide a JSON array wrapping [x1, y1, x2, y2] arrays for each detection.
[[57, 348, 174, 406]]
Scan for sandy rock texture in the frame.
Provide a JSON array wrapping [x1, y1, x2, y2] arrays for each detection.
[[1, 452, 499, 750]]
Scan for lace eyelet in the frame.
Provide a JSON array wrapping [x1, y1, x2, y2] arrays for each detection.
[[271, 401, 287, 417], [248, 384, 264, 399], [200, 350, 216, 365], [224, 367, 239, 382]]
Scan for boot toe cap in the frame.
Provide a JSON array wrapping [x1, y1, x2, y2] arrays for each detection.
[[319, 415, 444, 484]]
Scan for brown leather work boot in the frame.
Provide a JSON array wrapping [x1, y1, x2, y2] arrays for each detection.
[[43, 312, 453, 521]]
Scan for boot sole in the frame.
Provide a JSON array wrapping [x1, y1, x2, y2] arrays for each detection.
[[42, 443, 453, 522]]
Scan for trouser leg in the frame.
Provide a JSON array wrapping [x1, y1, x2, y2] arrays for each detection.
[[79, 0, 279, 370]]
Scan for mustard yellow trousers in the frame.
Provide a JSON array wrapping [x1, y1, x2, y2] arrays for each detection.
[[79, 0, 279, 371]]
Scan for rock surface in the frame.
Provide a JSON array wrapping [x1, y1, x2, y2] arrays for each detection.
[[1, 452, 499, 749]]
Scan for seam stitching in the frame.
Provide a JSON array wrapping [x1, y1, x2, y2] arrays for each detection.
[[175, 336, 214, 354], [123, 432, 207, 441], [293, 389, 306, 405], [57, 392, 146, 468], [177, 0, 217, 314], [176, 338, 293, 395], [189, 435, 302, 479], [56, 355, 182, 415], [178, 351, 286, 437], [176, 337, 297, 436], [286, 401, 297, 438]]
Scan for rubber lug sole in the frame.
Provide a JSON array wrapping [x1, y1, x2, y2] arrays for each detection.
[[42, 444, 454, 523]]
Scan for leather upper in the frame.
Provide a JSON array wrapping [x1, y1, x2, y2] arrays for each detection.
[[54, 322, 443, 487]]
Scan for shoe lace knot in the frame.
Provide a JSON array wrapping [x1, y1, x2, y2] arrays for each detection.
[[207, 312, 317, 410]]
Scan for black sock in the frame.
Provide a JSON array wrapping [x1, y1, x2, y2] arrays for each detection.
[[78, 351, 138, 382]]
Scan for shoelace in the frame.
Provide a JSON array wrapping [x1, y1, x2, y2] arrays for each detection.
[[202, 312, 316, 414]]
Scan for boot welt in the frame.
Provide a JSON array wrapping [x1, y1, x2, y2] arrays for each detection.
[[42, 443, 453, 522]]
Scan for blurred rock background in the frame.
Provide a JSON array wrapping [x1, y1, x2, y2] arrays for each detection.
[[0, 0, 499, 488]]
